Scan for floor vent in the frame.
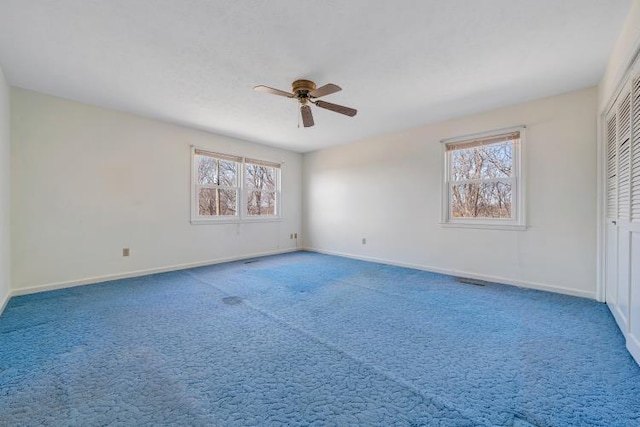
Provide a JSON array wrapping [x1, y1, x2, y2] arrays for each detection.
[[455, 277, 488, 287]]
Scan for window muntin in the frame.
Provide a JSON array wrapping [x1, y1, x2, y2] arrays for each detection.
[[191, 148, 281, 223], [442, 127, 524, 229]]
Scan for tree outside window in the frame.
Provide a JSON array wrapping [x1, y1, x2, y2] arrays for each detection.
[[195, 152, 240, 217], [245, 162, 278, 216], [450, 141, 513, 218], [191, 149, 281, 222], [443, 128, 525, 230]]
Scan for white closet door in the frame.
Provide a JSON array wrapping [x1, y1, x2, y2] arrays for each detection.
[[605, 112, 618, 309], [605, 59, 640, 366], [617, 90, 632, 328], [629, 74, 640, 362]]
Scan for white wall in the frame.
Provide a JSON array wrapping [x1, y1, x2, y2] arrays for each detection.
[[599, 0, 640, 111], [303, 87, 598, 298], [0, 67, 10, 311], [10, 88, 302, 293]]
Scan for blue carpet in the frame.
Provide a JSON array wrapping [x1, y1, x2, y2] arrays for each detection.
[[1, 251, 639, 426]]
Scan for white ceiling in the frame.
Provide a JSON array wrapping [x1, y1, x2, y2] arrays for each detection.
[[0, 1, 632, 152]]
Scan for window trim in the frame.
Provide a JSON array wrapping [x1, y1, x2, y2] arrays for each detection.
[[190, 146, 282, 224], [440, 125, 526, 231]]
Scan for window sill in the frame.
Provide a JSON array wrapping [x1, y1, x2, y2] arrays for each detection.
[[190, 218, 240, 225], [242, 217, 282, 223], [190, 217, 282, 225], [440, 222, 526, 231]]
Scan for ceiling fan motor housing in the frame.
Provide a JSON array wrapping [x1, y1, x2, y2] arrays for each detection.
[[292, 79, 316, 104]]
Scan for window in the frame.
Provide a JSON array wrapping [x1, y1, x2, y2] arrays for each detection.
[[191, 148, 281, 223], [194, 150, 240, 218], [441, 127, 525, 230], [245, 159, 279, 217]]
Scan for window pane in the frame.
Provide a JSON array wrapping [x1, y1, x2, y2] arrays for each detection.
[[198, 188, 237, 216], [197, 155, 217, 185], [247, 191, 276, 216], [197, 155, 237, 186], [219, 189, 237, 216], [198, 188, 217, 216], [451, 181, 512, 218], [218, 160, 237, 187], [451, 142, 512, 181], [245, 164, 277, 192]]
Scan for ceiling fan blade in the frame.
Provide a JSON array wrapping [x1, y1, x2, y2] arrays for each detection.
[[301, 105, 314, 127], [314, 100, 357, 117], [253, 85, 294, 98], [309, 83, 342, 98]]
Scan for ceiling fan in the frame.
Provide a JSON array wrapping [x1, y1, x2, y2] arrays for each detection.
[[253, 79, 357, 127]]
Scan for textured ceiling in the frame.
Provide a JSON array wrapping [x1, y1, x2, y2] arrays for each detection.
[[0, 0, 632, 152]]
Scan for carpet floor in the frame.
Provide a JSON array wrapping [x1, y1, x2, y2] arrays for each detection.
[[1, 251, 639, 426]]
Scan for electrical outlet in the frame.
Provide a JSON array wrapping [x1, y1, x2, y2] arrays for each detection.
[[362, 238, 366, 245], [290, 233, 294, 239], [122, 248, 130, 257], [294, 233, 298, 239]]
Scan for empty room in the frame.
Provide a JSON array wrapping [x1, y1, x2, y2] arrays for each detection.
[[1, 1, 640, 426]]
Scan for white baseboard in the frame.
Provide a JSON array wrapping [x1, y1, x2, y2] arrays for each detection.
[[610, 303, 629, 335], [303, 247, 597, 300], [5, 246, 596, 306], [0, 290, 9, 316], [10, 248, 300, 297], [627, 333, 640, 367], [608, 303, 640, 367]]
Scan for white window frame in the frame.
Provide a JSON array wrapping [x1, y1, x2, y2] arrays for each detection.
[[244, 158, 281, 220], [441, 125, 526, 231], [190, 146, 282, 224]]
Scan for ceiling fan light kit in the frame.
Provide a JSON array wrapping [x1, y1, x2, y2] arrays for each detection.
[[253, 79, 357, 127]]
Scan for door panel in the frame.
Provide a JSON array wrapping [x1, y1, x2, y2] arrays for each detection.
[[630, 233, 640, 339], [617, 228, 630, 327], [606, 222, 618, 307], [605, 110, 618, 311]]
